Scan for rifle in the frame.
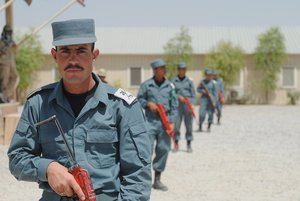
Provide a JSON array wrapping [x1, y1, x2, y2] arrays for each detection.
[[183, 96, 196, 119], [218, 90, 225, 105], [156, 103, 177, 145], [35, 115, 96, 201], [200, 82, 219, 116]]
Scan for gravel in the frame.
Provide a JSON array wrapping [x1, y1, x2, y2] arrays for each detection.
[[1, 105, 300, 201]]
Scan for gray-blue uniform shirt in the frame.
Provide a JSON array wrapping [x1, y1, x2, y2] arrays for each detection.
[[171, 76, 196, 104], [137, 77, 178, 123], [7, 73, 152, 201]]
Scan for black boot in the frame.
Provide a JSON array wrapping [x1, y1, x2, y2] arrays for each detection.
[[217, 116, 221, 125], [172, 140, 179, 152], [152, 171, 168, 191], [187, 141, 192, 153], [198, 123, 202, 132], [207, 123, 211, 132]]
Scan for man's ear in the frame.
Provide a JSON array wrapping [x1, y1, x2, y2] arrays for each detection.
[[93, 48, 100, 60], [51, 48, 57, 60]]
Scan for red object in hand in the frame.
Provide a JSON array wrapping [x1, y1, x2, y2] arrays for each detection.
[[156, 103, 176, 144], [218, 90, 224, 105], [183, 97, 196, 118], [34, 116, 96, 201], [69, 165, 96, 201]]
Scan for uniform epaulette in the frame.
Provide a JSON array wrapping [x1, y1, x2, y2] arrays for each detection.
[[26, 82, 57, 100], [106, 85, 136, 105], [188, 77, 193, 81]]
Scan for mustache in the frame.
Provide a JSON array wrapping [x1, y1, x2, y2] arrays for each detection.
[[64, 65, 84, 71]]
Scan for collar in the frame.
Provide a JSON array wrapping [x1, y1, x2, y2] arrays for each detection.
[[48, 73, 109, 107]]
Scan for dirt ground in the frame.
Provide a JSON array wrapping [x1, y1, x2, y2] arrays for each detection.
[[1, 105, 300, 201]]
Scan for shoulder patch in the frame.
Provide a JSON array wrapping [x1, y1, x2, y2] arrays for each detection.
[[114, 88, 136, 105], [27, 82, 57, 100], [170, 83, 175, 89]]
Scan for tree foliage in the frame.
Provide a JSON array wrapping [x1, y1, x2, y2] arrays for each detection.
[[163, 26, 193, 79], [16, 32, 44, 102], [254, 27, 287, 103], [205, 40, 245, 88]]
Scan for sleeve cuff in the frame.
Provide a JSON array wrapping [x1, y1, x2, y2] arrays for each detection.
[[36, 158, 54, 182]]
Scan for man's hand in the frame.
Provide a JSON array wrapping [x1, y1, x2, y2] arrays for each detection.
[[202, 89, 207, 94], [178, 95, 185, 103], [166, 123, 175, 135], [147, 102, 158, 113], [46, 162, 85, 200]]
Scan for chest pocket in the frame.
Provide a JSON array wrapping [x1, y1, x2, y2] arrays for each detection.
[[39, 124, 68, 159], [85, 129, 119, 169], [146, 87, 156, 101]]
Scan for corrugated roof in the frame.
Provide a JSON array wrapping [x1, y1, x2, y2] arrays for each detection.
[[16, 26, 300, 54]]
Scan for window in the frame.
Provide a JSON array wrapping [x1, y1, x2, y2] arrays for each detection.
[[129, 67, 142, 87], [281, 66, 296, 88]]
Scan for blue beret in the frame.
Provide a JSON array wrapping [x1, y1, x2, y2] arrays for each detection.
[[52, 19, 97, 46], [204, 68, 212, 75], [151, 59, 166, 69], [212, 69, 218, 75], [177, 62, 187, 69]]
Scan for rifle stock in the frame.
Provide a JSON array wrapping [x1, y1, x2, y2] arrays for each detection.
[[200, 82, 218, 115], [156, 103, 176, 144], [218, 90, 225, 105], [183, 96, 196, 119]]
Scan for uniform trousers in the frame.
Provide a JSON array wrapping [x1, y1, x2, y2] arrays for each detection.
[[147, 119, 171, 172], [174, 102, 193, 142]]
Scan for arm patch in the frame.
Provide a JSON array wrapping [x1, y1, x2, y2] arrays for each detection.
[[114, 88, 136, 105]]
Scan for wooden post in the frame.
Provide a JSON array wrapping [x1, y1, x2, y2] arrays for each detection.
[[5, 0, 13, 27]]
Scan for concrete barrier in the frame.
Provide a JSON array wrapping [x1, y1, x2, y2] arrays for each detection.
[[0, 102, 20, 145], [4, 113, 20, 145]]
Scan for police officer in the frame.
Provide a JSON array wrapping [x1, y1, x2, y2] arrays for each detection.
[[7, 19, 151, 201], [171, 62, 196, 153], [96, 68, 108, 83], [197, 68, 217, 132], [0, 24, 19, 102], [212, 69, 225, 124], [137, 59, 178, 191]]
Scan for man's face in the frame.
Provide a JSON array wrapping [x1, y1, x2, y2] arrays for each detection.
[[178, 68, 186, 77], [154, 66, 166, 77], [51, 43, 99, 85], [99, 75, 106, 82], [205, 73, 212, 80]]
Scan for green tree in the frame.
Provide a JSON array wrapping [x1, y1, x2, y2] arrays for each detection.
[[16, 32, 44, 102], [163, 26, 193, 79], [254, 27, 287, 103], [205, 40, 245, 88]]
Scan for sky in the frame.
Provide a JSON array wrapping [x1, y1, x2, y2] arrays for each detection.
[[2, 0, 300, 28]]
